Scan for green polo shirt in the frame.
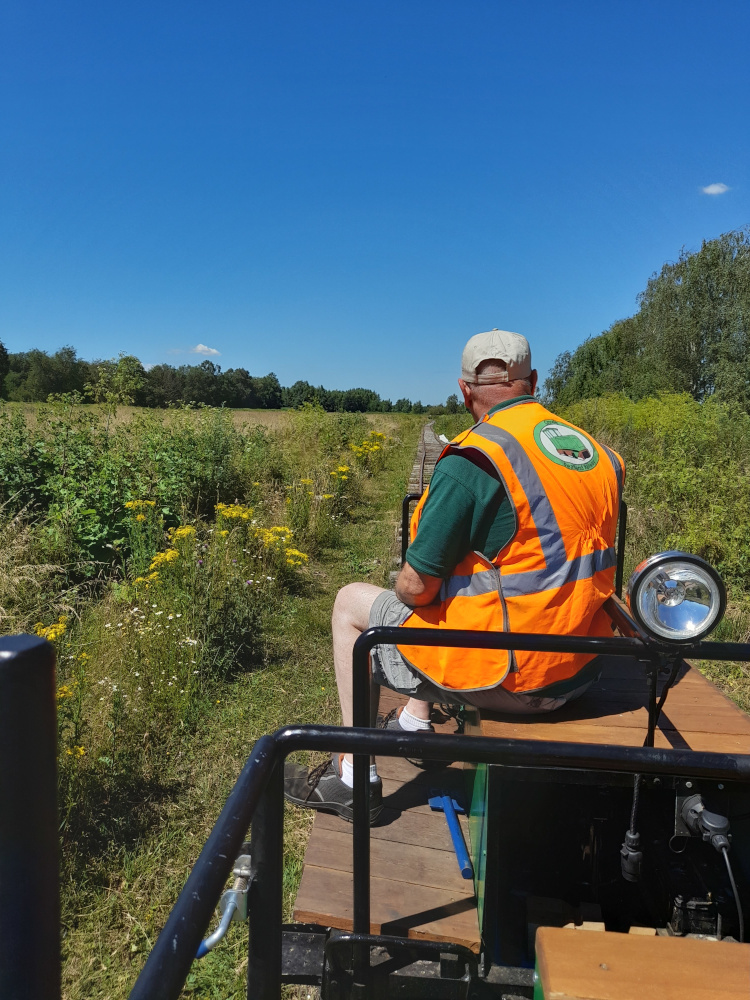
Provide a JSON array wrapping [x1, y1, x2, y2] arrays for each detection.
[[404, 397, 538, 579]]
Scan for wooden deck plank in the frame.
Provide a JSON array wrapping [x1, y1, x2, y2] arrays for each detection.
[[313, 807, 463, 853], [480, 660, 750, 753], [294, 867, 480, 951], [304, 828, 473, 894]]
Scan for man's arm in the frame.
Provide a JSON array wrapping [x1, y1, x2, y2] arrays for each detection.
[[394, 561, 442, 607]]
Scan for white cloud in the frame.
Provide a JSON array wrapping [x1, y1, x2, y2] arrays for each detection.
[[190, 344, 221, 356], [702, 183, 730, 196]]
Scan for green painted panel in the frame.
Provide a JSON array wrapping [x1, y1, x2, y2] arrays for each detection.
[[466, 760, 488, 930], [532, 964, 544, 1000]]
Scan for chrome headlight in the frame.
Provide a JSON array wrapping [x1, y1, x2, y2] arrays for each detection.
[[626, 551, 726, 643]]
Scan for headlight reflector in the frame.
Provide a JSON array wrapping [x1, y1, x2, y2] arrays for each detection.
[[627, 552, 726, 642]]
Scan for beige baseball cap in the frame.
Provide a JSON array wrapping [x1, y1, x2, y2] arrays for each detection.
[[461, 329, 532, 385]]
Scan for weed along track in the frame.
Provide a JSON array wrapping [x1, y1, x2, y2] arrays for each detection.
[[0, 400, 425, 999]]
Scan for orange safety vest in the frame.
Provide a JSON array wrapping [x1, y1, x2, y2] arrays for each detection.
[[396, 399, 625, 693]]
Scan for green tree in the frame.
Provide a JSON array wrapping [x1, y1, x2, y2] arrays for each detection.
[[544, 227, 750, 409], [85, 354, 147, 434], [0, 340, 8, 398]]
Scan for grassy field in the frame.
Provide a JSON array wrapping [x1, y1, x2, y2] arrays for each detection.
[[1, 400, 423, 998], [9, 392, 750, 995]]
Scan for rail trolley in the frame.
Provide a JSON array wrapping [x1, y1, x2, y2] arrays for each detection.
[[3, 498, 750, 1000]]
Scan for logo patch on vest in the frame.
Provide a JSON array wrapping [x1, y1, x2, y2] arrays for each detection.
[[533, 420, 599, 471]]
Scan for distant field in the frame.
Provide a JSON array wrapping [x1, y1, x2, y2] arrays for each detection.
[[9, 400, 416, 436]]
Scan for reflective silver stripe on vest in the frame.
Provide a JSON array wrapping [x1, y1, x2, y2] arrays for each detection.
[[440, 548, 617, 600], [498, 546, 617, 597], [440, 567, 499, 601], [461, 418, 617, 597], [470, 421, 568, 570]]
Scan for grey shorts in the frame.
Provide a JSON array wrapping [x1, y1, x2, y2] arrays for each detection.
[[368, 590, 595, 715]]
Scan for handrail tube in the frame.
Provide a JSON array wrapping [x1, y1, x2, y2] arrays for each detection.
[[615, 500, 628, 599], [247, 763, 283, 1000], [604, 595, 649, 642], [0, 635, 60, 1000], [400, 493, 422, 564], [130, 734, 278, 1000], [129, 722, 750, 1000]]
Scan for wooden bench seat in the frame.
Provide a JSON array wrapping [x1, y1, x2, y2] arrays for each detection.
[[475, 656, 750, 754], [535, 926, 750, 1000]]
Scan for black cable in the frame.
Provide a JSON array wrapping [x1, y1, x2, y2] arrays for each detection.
[[629, 773, 641, 835], [722, 846, 745, 943]]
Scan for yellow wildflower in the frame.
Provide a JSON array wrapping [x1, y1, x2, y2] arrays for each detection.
[[149, 549, 180, 571], [124, 500, 156, 510], [169, 525, 196, 541], [65, 745, 86, 758], [216, 502, 253, 520], [35, 616, 68, 643], [135, 513, 146, 522], [56, 685, 74, 701]]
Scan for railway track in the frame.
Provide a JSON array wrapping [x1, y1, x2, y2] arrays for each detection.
[[391, 420, 444, 583]]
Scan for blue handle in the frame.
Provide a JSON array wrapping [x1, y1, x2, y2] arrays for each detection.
[[440, 795, 473, 880]]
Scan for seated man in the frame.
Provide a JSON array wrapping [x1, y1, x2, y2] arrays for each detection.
[[284, 329, 625, 822]]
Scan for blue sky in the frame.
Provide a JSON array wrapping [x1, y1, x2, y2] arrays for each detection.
[[1, 1, 748, 404]]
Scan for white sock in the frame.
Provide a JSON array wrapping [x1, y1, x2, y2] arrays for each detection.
[[398, 707, 432, 731], [340, 757, 379, 788]]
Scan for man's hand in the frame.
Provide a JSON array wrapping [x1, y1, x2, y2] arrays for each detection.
[[394, 561, 443, 607]]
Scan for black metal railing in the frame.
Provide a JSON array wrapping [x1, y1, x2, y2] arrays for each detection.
[[400, 493, 422, 564], [0, 635, 60, 1000], [130, 725, 750, 1000], [5, 622, 750, 1000], [615, 499, 628, 598]]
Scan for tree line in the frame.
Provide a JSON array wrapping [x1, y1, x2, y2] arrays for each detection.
[[543, 227, 750, 410], [0, 346, 462, 414]]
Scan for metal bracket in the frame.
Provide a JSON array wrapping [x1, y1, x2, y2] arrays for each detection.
[[324, 932, 478, 1000], [196, 853, 253, 957]]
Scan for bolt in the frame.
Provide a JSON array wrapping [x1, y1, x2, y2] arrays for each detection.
[[685, 781, 693, 789], [718, 784, 725, 791]]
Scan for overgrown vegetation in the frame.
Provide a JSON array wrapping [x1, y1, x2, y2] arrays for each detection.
[[543, 227, 750, 410], [1, 399, 422, 998]]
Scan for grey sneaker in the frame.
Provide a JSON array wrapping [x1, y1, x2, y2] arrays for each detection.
[[379, 708, 450, 769], [379, 706, 435, 734], [283, 755, 383, 824]]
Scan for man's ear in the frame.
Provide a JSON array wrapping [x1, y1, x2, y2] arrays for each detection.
[[458, 378, 473, 409], [529, 369, 538, 395]]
